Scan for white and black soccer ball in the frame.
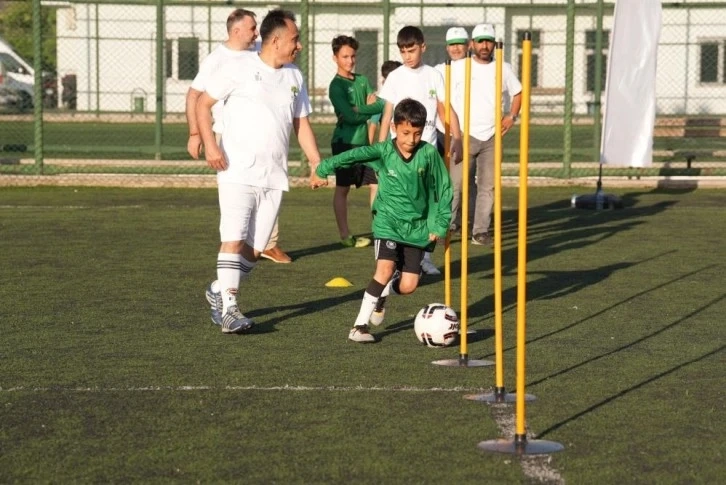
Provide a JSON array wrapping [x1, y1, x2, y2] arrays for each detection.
[[414, 303, 459, 347]]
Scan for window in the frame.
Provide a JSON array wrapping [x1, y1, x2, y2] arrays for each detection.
[[516, 30, 540, 88], [585, 30, 609, 92], [699, 42, 723, 83], [353, 30, 378, 88], [178, 37, 199, 81], [164, 40, 173, 79]]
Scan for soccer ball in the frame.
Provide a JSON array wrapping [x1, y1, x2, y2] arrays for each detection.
[[414, 303, 459, 347]]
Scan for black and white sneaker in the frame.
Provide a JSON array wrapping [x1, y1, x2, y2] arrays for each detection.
[[221, 305, 254, 334]]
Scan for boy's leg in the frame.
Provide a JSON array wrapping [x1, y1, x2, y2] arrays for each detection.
[[349, 240, 397, 342]]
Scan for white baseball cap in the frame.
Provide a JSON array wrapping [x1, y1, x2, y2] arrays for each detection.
[[472, 23, 496, 42], [445, 27, 469, 45]]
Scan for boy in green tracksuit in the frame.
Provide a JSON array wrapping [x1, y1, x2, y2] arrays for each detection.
[[312, 98, 453, 343], [328, 35, 385, 248]]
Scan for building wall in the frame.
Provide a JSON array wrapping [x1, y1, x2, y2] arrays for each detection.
[[52, 1, 726, 115]]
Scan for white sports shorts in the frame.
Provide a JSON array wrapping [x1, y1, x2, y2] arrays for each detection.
[[218, 183, 282, 251]]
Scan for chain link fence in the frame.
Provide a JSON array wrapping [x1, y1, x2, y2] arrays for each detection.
[[1, 0, 725, 184]]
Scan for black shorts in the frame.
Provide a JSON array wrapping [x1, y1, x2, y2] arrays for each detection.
[[374, 238, 425, 274], [331, 141, 377, 187]]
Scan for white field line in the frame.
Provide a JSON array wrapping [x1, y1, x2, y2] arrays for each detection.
[[0, 385, 489, 393], [0, 205, 143, 209], [489, 404, 565, 485]]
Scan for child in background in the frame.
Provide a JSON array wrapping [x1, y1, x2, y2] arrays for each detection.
[[328, 35, 384, 248], [311, 98, 453, 343], [366, 60, 402, 205], [376, 26, 463, 276]]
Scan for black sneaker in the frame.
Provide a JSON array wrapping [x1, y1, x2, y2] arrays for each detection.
[[471, 233, 492, 246]]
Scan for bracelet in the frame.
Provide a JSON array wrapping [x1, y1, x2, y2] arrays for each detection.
[[189, 132, 199, 136]]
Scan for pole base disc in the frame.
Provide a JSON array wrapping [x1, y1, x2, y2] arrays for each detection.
[[432, 358, 494, 367], [571, 192, 623, 210], [478, 438, 564, 455], [463, 392, 536, 403]]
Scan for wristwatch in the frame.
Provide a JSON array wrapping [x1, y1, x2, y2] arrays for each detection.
[[508, 113, 518, 122]]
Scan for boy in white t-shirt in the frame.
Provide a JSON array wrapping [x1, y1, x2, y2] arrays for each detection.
[[377, 25, 463, 276], [196, 9, 323, 334], [450, 23, 521, 247]]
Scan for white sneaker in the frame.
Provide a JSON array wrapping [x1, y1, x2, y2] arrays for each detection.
[[348, 325, 375, 343], [421, 258, 441, 275]]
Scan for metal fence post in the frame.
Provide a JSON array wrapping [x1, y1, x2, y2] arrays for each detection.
[[563, 0, 575, 178], [33, 0, 44, 173], [155, 0, 164, 160]]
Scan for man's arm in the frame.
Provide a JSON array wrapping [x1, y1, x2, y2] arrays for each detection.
[[502, 93, 522, 136], [294, 116, 326, 188], [378, 102, 394, 143], [438, 100, 463, 164], [185, 87, 203, 159], [196, 92, 226, 171]]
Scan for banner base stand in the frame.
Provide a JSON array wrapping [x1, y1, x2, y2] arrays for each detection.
[[571, 190, 623, 210]]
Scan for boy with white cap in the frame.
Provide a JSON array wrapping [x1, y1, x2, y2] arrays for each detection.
[[450, 23, 521, 247]]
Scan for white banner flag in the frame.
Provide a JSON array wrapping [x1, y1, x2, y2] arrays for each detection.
[[601, 0, 662, 167]]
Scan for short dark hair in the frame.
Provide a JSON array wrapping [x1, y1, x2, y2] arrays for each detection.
[[259, 9, 296, 44], [393, 98, 427, 128], [331, 35, 359, 55], [226, 9, 256, 34], [397, 26, 425, 49], [381, 60, 402, 79]]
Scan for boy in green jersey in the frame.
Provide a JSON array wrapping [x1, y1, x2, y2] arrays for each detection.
[[328, 35, 385, 249], [311, 98, 453, 343]]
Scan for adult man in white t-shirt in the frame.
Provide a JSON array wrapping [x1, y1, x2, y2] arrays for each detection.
[[377, 25, 463, 276], [196, 9, 323, 333], [434, 26, 469, 234], [185, 9, 292, 271], [451, 23, 522, 246]]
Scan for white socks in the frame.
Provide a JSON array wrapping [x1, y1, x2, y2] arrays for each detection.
[[216, 253, 256, 313]]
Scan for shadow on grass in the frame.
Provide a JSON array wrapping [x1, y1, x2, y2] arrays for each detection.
[[254, 187, 690, 334], [536, 343, 724, 439], [243, 288, 363, 333], [481, 264, 715, 358], [285, 232, 375, 261], [529, 293, 724, 389], [450, 187, 691, 323]]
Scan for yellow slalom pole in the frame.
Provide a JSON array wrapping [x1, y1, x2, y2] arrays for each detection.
[[514, 32, 532, 445], [478, 32, 563, 454], [459, 51, 472, 364], [444, 59, 452, 308], [493, 41, 505, 397], [434, 54, 493, 369]]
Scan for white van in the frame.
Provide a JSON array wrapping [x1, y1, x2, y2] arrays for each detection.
[[0, 36, 35, 109]]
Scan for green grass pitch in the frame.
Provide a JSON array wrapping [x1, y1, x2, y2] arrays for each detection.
[[1, 186, 724, 483]]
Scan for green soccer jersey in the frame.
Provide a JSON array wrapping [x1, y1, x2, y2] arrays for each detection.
[[317, 140, 453, 249], [329, 74, 384, 146]]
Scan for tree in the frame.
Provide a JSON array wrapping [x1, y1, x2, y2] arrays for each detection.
[[0, 0, 56, 73]]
